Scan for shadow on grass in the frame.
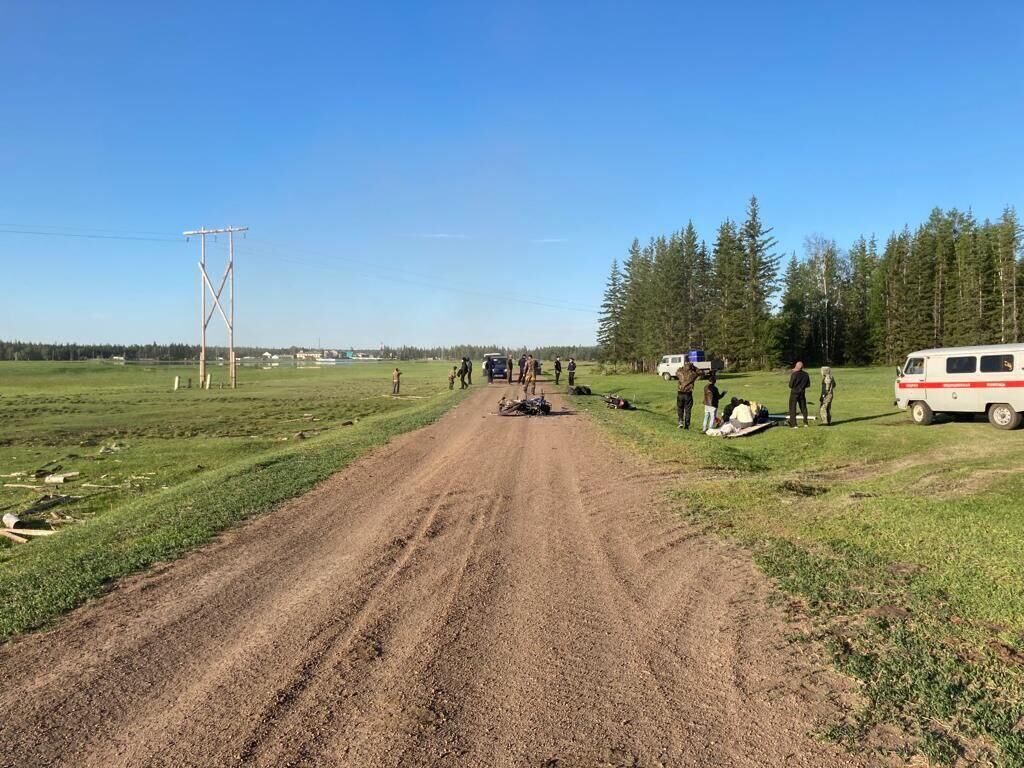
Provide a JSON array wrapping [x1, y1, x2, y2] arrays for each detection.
[[832, 412, 899, 425]]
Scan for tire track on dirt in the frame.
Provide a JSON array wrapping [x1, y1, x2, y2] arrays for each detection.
[[0, 384, 878, 768]]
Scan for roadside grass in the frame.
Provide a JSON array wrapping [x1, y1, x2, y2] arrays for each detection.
[[570, 365, 1024, 767], [0, 361, 462, 640]]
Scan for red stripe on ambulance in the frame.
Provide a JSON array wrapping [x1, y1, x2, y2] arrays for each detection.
[[897, 381, 1024, 389]]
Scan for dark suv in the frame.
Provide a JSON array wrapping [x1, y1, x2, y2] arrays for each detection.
[[483, 353, 508, 381]]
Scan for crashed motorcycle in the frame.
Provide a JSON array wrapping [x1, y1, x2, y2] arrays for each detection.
[[497, 395, 552, 416]]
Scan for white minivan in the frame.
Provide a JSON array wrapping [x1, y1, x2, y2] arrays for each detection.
[[656, 354, 722, 380], [895, 344, 1024, 429]]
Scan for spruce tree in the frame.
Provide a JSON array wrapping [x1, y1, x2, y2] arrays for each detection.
[[739, 196, 780, 367], [598, 260, 625, 360], [708, 219, 746, 366], [772, 254, 811, 365]]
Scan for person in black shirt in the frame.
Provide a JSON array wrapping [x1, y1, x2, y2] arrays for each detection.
[[788, 361, 811, 428], [567, 357, 577, 387], [554, 357, 563, 385]]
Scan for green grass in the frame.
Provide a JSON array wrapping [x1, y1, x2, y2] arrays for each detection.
[[571, 364, 1024, 767], [0, 360, 463, 640]]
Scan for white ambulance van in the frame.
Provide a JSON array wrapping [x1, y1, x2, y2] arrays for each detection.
[[894, 344, 1024, 429]]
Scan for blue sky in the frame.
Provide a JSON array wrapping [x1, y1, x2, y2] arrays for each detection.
[[2, 1, 1022, 348]]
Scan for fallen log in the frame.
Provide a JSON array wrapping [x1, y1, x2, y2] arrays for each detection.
[[0, 530, 28, 544], [1, 528, 56, 537]]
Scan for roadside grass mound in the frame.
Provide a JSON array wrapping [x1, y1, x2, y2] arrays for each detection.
[[0, 361, 462, 640], [571, 365, 1024, 767]]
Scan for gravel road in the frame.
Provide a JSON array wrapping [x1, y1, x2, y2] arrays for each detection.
[[0, 385, 872, 768]]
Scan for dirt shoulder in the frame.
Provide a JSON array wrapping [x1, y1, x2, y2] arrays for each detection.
[[0, 384, 878, 767]]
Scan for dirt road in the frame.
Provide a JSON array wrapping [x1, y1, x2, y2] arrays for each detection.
[[0, 385, 871, 768]]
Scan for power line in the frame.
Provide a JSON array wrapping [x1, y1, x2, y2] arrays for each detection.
[[0, 224, 602, 314], [239, 237, 602, 314], [0, 227, 181, 243]]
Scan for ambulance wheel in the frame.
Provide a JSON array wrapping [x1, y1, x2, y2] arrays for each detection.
[[987, 403, 1021, 430], [662, 372, 672, 380], [910, 401, 934, 425]]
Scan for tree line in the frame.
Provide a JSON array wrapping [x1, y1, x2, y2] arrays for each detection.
[[382, 345, 599, 361], [598, 198, 1022, 369], [0, 341, 600, 362]]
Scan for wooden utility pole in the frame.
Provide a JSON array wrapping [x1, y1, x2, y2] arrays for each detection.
[[183, 226, 248, 389]]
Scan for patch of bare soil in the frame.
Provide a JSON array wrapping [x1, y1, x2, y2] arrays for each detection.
[[0, 385, 885, 767]]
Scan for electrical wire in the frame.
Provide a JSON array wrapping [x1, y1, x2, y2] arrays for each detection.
[[0, 225, 602, 314]]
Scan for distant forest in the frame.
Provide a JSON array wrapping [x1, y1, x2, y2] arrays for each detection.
[[0, 341, 600, 362], [598, 197, 1023, 370]]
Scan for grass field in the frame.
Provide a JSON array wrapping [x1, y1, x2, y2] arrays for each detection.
[[0, 360, 462, 640], [572, 365, 1024, 766]]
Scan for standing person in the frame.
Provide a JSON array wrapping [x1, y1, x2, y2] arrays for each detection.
[[819, 366, 836, 426], [458, 358, 468, 390], [523, 354, 536, 396], [448, 366, 457, 390], [554, 356, 563, 385], [391, 367, 401, 396], [466, 357, 473, 385], [702, 373, 721, 432], [506, 355, 514, 384], [676, 360, 701, 429], [518, 354, 527, 384], [567, 357, 577, 387], [788, 361, 811, 428], [485, 357, 494, 384]]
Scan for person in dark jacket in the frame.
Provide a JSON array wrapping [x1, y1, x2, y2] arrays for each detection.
[[788, 361, 811, 428], [506, 355, 514, 383], [567, 357, 577, 386], [701, 373, 723, 432], [466, 357, 473, 385], [518, 354, 527, 384], [458, 358, 469, 389], [676, 361, 702, 429], [819, 366, 836, 425], [485, 357, 493, 384], [554, 357, 563, 385]]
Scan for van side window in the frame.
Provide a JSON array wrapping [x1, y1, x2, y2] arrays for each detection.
[[671, 356, 681, 363], [946, 356, 977, 374], [904, 358, 924, 375], [980, 354, 1014, 373]]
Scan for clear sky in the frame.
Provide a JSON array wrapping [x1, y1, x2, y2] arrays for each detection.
[[2, 1, 1022, 348]]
